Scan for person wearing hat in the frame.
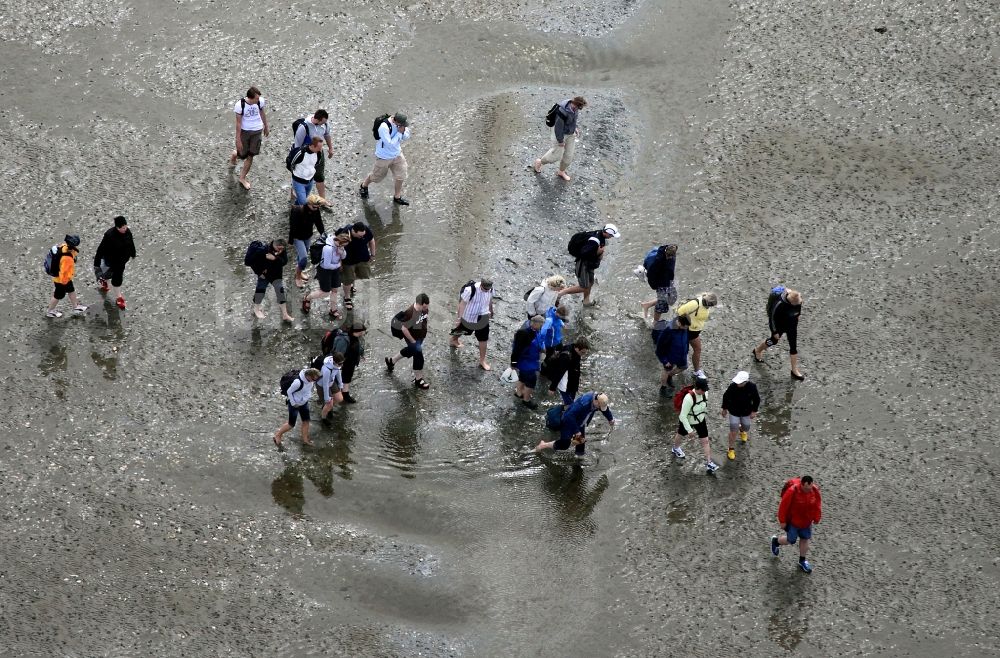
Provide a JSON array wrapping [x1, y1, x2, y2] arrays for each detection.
[[46, 234, 88, 318], [671, 377, 720, 473], [359, 112, 412, 205], [676, 291, 718, 379], [559, 224, 621, 307], [93, 216, 136, 310], [449, 278, 495, 371], [510, 314, 547, 409], [720, 370, 760, 461], [532, 96, 587, 181], [535, 391, 614, 455]]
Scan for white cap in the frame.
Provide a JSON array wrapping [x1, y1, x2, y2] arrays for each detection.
[[732, 371, 750, 384], [603, 223, 620, 238]]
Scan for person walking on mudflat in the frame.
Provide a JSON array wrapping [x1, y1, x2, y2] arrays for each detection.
[[359, 112, 411, 205], [771, 475, 822, 574], [533, 96, 587, 181], [671, 377, 720, 473], [45, 234, 87, 318], [387, 293, 431, 390], [719, 370, 760, 461], [229, 86, 269, 190], [676, 292, 718, 380], [753, 286, 805, 380], [93, 215, 136, 311], [449, 278, 495, 371]]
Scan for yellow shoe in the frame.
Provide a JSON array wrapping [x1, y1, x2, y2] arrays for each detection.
[[739, 431, 748, 443], [727, 448, 736, 461]]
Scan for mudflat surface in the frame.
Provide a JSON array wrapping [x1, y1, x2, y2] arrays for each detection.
[[1, 0, 998, 656]]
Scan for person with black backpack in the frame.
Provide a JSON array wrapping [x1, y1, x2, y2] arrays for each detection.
[[287, 136, 324, 205], [45, 234, 88, 318], [245, 238, 293, 322], [533, 96, 587, 181], [449, 278, 494, 371], [358, 112, 411, 205], [287, 194, 326, 288], [753, 286, 805, 380], [339, 323, 367, 404], [558, 224, 620, 307], [334, 221, 376, 312], [273, 367, 321, 447], [228, 86, 269, 190], [638, 244, 678, 322], [303, 232, 350, 318], [543, 336, 591, 406], [291, 109, 334, 206]]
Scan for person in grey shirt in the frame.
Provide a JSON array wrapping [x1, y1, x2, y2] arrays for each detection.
[[533, 96, 587, 181]]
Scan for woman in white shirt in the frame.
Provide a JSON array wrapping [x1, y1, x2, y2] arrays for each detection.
[[303, 233, 350, 318], [524, 274, 567, 318]]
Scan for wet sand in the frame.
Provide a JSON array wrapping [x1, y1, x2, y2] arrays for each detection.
[[2, 0, 998, 656]]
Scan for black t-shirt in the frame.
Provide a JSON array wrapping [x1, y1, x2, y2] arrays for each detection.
[[337, 224, 374, 265]]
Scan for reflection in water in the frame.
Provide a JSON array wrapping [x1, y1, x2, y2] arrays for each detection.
[[90, 302, 125, 380], [757, 381, 796, 442], [665, 499, 692, 525], [379, 398, 420, 478], [270, 428, 356, 517], [766, 577, 812, 651], [38, 340, 69, 401], [539, 461, 609, 535]]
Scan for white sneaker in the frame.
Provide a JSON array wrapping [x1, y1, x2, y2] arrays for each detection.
[[72, 305, 88, 315], [632, 265, 646, 280], [705, 460, 720, 473], [671, 446, 685, 459], [46, 309, 63, 318], [693, 369, 705, 378]]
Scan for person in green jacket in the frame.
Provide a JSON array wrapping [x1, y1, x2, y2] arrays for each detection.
[[671, 378, 720, 473]]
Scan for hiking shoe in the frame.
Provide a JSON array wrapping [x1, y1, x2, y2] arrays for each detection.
[[705, 460, 720, 473], [343, 392, 358, 404], [693, 369, 705, 379], [799, 559, 813, 574], [671, 446, 685, 459], [46, 309, 63, 318], [393, 196, 410, 206], [115, 296, 126, 310], [659, 385, 671, 397], [770, 536, 780, 556], [358, 185, 369, 198], [72, 305, 88, 315], [727, 448, 736, 461], [739, 430, 748, 442], [522, 399, 539, 410]]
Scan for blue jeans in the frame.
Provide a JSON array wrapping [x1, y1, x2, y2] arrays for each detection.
[[399, 340, 424, 370], [292, 179, 313, 205], [293, 239, 308, 270]]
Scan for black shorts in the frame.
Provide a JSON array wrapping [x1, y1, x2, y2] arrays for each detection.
[[518, 369, 538, 388], [450, 317, 490, 342], [314, 151, 325, 183], [316, 266, 342, 292], [687, 330, 701, 342], [53, 281, 75, 299], [341, 361, 357, 384], [677, 420, 709, 438]]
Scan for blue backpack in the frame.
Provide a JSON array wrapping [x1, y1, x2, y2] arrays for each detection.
[[545, 405, 563, 431], [642, 247, 659, 272], [767, 285, 787, 315]]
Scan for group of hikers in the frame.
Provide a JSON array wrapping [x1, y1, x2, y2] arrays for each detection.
[[40, 90, 821, 573]]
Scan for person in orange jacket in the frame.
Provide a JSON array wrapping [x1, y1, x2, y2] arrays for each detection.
[[770, 475, 822, 573], [46, 234, 88, 318]]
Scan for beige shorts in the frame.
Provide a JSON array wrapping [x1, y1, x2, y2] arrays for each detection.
[[369, 154, 407, 183], [342, 262, 372, 285]]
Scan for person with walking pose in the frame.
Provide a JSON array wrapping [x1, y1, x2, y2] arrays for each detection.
[[533, 96, 587, 181], [719, 370, 760, 461], [229, 86, 269, 190], [754, 286, 805, 380], [45, 234, 88, 318], [93, 215, 136, 310], [387, 293, 431, 390], [671, 377, 720, 473], [449, 278, 494, 371], [771, 475, 822, 573]]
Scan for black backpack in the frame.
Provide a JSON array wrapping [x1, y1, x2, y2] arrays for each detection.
[[458, 280, 477, 301], [43, 244, 63, 276], [309, 235, 327, 265], [372, 114, 390, 140], [544, 103, 562, 127], [279, 370, 301, 396], [244, 240, 267, 268], [523, 286, 539, 301], [285, 145, 307, 172], [310, 354, 326, 370], [291, 117, 307, 139], [567, 231, 593, 258]]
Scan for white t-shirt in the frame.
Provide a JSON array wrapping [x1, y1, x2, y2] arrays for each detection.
[[234, 98, 266, 132], [460, 283, 493, 323]]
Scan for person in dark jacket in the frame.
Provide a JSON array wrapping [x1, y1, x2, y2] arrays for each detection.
[[559, 224, 620, 307], [544, 336, 590, 406], [753, 288, 804, 380], [639, 244, 678, 322], [510, 315, 546, 409], [720, 370, 760, 461], [387, 293, 431, 390], [533, 96, 587, 181], [335, 221, 376, 312], [654, 315, 691, 395], [534, 391, 614, 456], [249, 239, 293, 322], [340, 323, 367, 404], [93, 215, 137, 310], [288, 194, 326, 287]]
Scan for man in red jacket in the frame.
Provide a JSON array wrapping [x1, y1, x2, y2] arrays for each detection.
[[770, 475, 822, 573]]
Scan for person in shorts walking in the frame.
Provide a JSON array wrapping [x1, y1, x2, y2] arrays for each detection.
[[229, 86, 269, 190], [449, 278, 494, 371], [676, 292, 717, 379], [303, 232, 349, 318], [720, 370, 760, 461], [387, 293, 431, 390], [533, 96, 587, 181], [639, 244, 678, 322], [45, 234, 88, 318], [510, 314, 546, 409], [93, 215, 136, 310], [771, 475, 822, 573], [318, 352, 346, 419], [671, 377, 720, 473], [274, 368, 321, 447], [335, 221, 376, 312], [359, 112, 411, 205], [559, 224, 620, 307]]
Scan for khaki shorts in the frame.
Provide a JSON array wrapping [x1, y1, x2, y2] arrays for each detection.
[[237, 130, 262, 158], [342, 262, 372, 285], [369, 154, 407, 183]]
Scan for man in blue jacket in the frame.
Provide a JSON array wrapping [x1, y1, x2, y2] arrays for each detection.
[[511, 315, 546, 409], [654, 315, 690, 395], [535, 391, 614, 456]]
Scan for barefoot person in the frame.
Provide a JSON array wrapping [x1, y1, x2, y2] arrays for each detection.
[[45, 234, 88, 318], [93, 215, 136, 311], [387, 293, 431, 390], [449, 278, 494, 370], [671, 377, 720, 473], [318, 352, 346, 419], [510, 314, 546, 409], [654, 315, 691, 395], [288, 194, 326, 288], [246, 238, 294, 321], [535, 391, 614, 456], [274, 367, 321, 447], [533, 96, 587, 181], [229, 86, 269, 190], [340, 323, 367, 404], [559, 224, 620, 307], [771, 475, 822, 574], [720, 370, 760, 461], [754, 286, 805, 380], [524, 274, 567, 319], [638, 244, 678, 321]]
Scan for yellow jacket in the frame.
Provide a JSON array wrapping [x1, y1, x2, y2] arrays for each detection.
[[676, 296, 711, 331], [52, 245, 77, 285]]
